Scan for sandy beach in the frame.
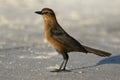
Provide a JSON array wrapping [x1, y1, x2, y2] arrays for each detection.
[[0, 0, 120, 80]]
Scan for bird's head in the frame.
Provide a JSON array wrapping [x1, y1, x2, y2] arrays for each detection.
[[35, 8, 55, 17], [35, 8, 58, 24]]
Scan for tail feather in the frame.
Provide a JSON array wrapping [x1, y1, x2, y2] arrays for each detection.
[[83, 45, 111, 57]]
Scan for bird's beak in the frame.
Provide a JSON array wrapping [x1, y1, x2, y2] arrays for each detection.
[[35, 11, 43, 15]]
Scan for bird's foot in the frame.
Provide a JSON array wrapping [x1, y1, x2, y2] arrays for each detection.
[[50, 69, 71, 72], [50, 69, 61, 72]]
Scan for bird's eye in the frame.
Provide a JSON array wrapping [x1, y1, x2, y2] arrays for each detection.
[[43, 12, 48, 14]]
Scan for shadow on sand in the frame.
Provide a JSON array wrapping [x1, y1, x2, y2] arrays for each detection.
[[71, 55, 120, 71], [96, 55, 120, 65]]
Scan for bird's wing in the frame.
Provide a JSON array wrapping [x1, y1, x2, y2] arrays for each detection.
[[50, 26, 87, 52]]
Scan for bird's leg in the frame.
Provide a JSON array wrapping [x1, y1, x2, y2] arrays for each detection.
[[50, 60, 65, 72], [59, 60, 65, 70], [62, 53, 69, 71], [50, 51, 65, 72], [62, 58, 68, 70], [51, 53, 69, 72]]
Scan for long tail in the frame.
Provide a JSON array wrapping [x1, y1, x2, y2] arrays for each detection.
[[83, 45, 111, 57]]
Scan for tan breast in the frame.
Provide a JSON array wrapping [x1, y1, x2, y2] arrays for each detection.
[[44, 27, 65, 52]]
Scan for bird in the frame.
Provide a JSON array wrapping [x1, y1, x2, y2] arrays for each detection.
[[35, 8, 111, 72]]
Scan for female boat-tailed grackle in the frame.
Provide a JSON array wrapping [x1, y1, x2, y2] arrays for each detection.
[[35, 8, 111, 72]]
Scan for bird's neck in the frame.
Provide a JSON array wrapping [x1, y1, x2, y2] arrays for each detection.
[[43, 16, 58, 28], [43, 16, 59, 40]]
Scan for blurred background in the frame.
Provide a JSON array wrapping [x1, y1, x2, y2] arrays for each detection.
[[0, 0, 120, 80], [0, 0, 120, 50]]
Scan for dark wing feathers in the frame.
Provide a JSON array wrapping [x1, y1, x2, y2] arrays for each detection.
[[50, 26, 87, 53]]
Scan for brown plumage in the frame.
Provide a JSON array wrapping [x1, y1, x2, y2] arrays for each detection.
[[35, 8, 111, 72]]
